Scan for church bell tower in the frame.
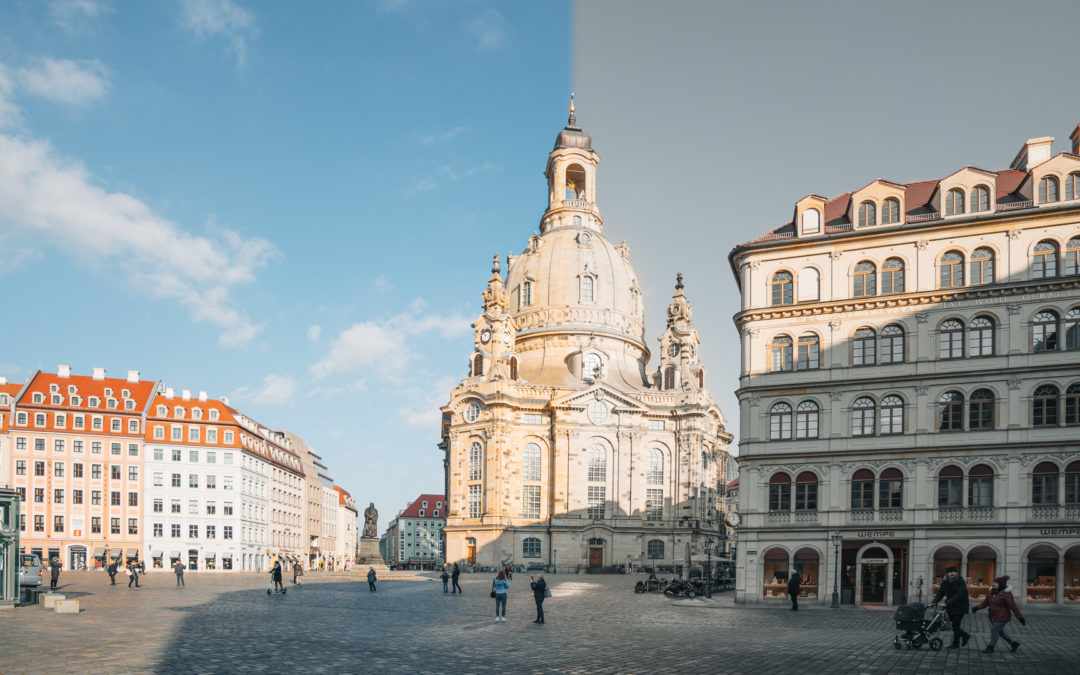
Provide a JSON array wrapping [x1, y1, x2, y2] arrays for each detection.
[[541, 94, 603, 234]]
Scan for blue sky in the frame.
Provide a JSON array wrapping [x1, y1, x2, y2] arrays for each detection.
[[0, 0, 569, 516]]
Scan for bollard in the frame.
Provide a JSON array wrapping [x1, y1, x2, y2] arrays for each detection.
[[41, 593, 66, 609], [54, 600, 80, 614]]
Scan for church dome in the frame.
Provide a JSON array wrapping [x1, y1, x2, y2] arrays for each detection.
[[554, 95, 592, 151]]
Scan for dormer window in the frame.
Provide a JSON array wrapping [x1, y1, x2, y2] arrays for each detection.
[[857, 201, 876, 227], [583, 353, 602, 382], [104, 388, 112, 397], [971, 185, 991, 212], [945, 189, 965, 216], [157, 405, 167, 416], [209, 409, 220, 421], [193, 408, 203, 420], [32, 393, 43, 403], [522, 281, 532, 307], [125, 399, 134, 410], [88, 397, 99, 407], [801, 208, 820, 234], [580, 275, 594, 303], [175, 407, 185, 418], [881, 198, 901, 224], [1039, 176, 1059, 203]]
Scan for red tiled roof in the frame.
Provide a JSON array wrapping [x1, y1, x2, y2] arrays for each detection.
[[726, 477, 739, 490], [400, 494, 446, 518]]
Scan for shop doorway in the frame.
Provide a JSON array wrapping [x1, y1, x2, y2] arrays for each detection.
[[188, 549, 199, 571], [861, 561, 887, 603], [466, 538, 477, 565], [855, 544, 894, 606], [69, 546, 87, 571]]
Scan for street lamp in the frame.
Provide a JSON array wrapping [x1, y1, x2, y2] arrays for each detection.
[[830, 530, 843, 609], [552, 548, 557, 574], [705, 536, 714, 598]]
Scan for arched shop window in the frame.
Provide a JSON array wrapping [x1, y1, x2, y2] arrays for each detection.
[[793, 548, 820, 599], [932, 546, 962, 596], [1027, 545, 1060, 602], [763, 548, 789, 598], [966, 546, 998, 601]]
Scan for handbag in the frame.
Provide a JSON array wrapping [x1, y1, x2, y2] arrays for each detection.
[[543, 587, 552, 599], [490, 590, 497, 598]]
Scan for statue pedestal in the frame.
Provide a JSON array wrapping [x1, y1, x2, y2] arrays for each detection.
[[357, 538, 384, 566]]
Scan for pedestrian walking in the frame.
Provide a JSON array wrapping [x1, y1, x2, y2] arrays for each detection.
[[931, 566, 971, 648], [294, 562, 304, 586], [107, 560, 118, 585], [972, 575, 1026, 653], [787, 573, 801, 611], [367, 566, 377, 592], [49, 557, 61, 590], [174, 559, 186, 587], [441, 568, 450, 593], [530, 574, 547, 624], [505, 565, 513, 581], [451, 563, 462, 594], [492, 570, 509, 621], [127, 561, 140, 588]]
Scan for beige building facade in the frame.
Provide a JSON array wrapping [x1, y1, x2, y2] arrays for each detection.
[[441, 107, 731, 572], [730, 125, 1080, 608]]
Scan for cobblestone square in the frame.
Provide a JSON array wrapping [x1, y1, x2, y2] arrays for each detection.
[[2, 571, 1079, 673]]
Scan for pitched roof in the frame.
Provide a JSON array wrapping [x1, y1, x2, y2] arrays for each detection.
[[400, 494, 446, 518], [726, 477, 739, 490]]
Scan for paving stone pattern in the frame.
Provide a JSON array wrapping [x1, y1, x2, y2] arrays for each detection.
[[1, 571, 1078, 673]]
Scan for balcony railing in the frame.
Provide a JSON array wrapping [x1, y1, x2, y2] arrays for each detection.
[[1066, 505, 1080, 519], [879, 508, 903, 522], [996, 199, 1034, 212], [936, 506, 963, 521], [968, 506, 995, 521], [767, 511, 791, 524], [906, 212, 941, 223], [851, 509, 874, 523], [794, 510, 819, 524], [561, 199, 592, 210], [1032, 505, 1060, 520]]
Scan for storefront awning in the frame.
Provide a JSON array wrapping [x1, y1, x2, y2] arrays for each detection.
[[125, 549, 138, 558], [169, 551, 181, 558], [221, 552, 233, 559], [92, 547, 105, 556], [205, 552, 216, 558], [151, 551, 163, 558]]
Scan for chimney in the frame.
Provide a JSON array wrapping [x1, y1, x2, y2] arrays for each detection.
[[198, 391, 207, 401], [1010, 136, 1054, 171], [0, 376, 6, 385], [92, 367, 106, 380], [1071, 123, 1080, 155], [182, 389, 191, 401], [58, 364, 71, 378], [165, 387, 175, 399], [127, 370, 139, 383], [220, 396, 230, 405]]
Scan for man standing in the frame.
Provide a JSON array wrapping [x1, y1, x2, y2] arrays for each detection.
[[127, 561, 140, 589], [49, 557, 62, 590], [367, 566, 377, 592], [451, 563, 462, 594], [932, 566, 971, 648], [174, 559, 186, 587], [787, 572, 801, 611], [107, 560, 118, 585]]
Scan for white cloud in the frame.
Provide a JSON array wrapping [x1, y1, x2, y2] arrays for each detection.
[[396, 377, 457, 429], [251, 373, 296, 406], [440, 161, 497, 181], [178, 0, 259, 69], [374, 274, 393, 292], [403, 176, 437, 197], [17, 58, 110, 106], [48, 0, 113, 31], [466, 9, 506, 52], [0, 133, 278, 346], [310, 300, 470, 379], [307, 325, 321, 343], [418, 126, 467, 146], [0, 66, 19, 128]]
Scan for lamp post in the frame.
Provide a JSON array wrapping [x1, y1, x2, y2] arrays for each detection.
[[552, 548, 557, 575], [830, 530, 843, 609], [705, 536, 714, 598]]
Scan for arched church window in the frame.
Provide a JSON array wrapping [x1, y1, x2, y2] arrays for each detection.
[[647, 449, 664, 485], [509, 356, 518, 380], [583, 353, 601, 382], [587, 444, 607, 482], [663, 366, 675, 390], [523, 443, 541, 482], [473, 353, 484, 377], [522, 281, 531, 308], [580, 276, 594, 303], [565, 164, 587, 200], [468, 442, 483, 480]]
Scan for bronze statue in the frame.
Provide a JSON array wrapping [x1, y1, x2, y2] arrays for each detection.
[[363, 502, 378, 538]]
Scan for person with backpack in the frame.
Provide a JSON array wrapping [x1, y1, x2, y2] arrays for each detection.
[[972, 575, 1026, 653]]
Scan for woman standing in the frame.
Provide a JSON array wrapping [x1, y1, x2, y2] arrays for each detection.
[[492, 570, 509, 621], [530, 574, 547, 624]]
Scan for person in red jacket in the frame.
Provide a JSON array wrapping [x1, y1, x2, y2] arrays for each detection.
[[972, 575, 1026, 653]]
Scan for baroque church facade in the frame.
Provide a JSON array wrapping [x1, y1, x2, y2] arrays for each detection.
[[440, 105, 731, 571]]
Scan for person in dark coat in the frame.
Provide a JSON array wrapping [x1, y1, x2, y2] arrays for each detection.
[[107, 560, 118, 585], [174, 560, 185, 586], [451, 563, 462, 594], [271, 560, 283, 592], [931, 566, 971, 648], [49, 557, 61, 590], [367, 567, 377, 592], [973, 575, 1026, 653], [127, 561, 140, 588], [530, 574, 547, 624], [441, 568, 450, 593], [787, 573, 801, 611]]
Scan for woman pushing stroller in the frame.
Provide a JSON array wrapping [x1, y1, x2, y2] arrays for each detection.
[[972, 576, 1026, 653]]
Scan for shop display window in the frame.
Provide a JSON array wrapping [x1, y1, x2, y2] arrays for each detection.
[[793, 562, 819, 598], [152, 556, 163, 569], [1064, 548, 1080, 603], [931, 548, 961, 597], [763, 549, 789, 598], [966, 549, 996, 601], [1027, 562, 1057, 602], [223, 557, 233, 570]]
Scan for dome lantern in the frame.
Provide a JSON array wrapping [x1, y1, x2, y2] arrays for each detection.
[[543, 93, 601, 234]]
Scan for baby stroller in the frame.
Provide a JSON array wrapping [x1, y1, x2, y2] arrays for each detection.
[[893, 603, 946, 651]]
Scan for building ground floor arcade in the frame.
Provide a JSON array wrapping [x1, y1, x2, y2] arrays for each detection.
[[736, 525, 1080, 608]]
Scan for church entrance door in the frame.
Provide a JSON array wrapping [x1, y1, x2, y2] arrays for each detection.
[[589, 547, 603, 568]]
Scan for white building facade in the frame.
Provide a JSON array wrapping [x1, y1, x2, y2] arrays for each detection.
[[730, 128, 1080, 608]]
